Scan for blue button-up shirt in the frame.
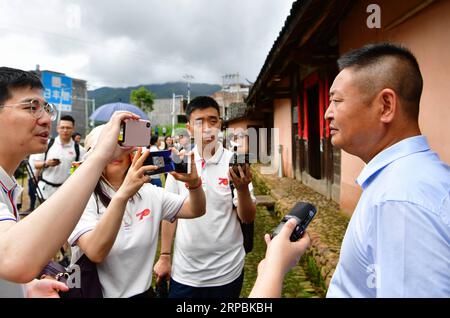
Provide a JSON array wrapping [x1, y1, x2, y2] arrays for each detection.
[[327, 136, 450, 298]]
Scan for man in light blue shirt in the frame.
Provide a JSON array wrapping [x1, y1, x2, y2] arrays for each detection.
[[325, 43, 450, 297]]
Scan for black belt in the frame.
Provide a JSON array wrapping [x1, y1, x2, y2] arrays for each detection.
[[40, 178, 63, 187]]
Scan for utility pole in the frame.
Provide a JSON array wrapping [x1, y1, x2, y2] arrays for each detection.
[[183, 74, 194, 104], [73, 96, 95, 135], [172, 93, 184, 136], [236, 72, 240, 102]]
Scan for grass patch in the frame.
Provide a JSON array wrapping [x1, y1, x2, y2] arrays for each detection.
[[240, 206, 321, 298], [300, 252, 327, 297]]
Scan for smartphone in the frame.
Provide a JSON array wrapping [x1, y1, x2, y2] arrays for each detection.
[[229, 152, 256, 174], [50, 158, 61, 164], [171, 152, 189, 174], [143, 150, 175, 175], [118, 119, 151, 147]]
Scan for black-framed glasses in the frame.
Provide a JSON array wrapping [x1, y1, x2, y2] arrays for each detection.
[[0, 99, 57, 121]]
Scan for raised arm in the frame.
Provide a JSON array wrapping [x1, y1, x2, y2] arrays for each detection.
[[76, 149, 157, 263], [0, 111, 139, 283]]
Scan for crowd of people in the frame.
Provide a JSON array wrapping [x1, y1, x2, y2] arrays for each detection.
[[0, 42, 448, 298]]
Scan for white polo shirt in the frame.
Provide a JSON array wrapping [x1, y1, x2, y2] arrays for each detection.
[[36, 136, 85, 199], [166, 143, 256, 287], [0, 165, 25, 297], [68, 181, 185, 298]]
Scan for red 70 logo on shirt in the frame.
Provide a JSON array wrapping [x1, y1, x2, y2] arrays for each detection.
[[136, 209, 151, 220], [218, 178, 229, 186]]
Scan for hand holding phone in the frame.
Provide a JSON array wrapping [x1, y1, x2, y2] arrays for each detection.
[[271, 202, 316, 241], [171, 150, 189, 174], [117, 149, 158, 199], [143, 150, 175, 175], [229, 152, 256, 175], [169, 152, 199, 187], [47, 158, 61, 167]]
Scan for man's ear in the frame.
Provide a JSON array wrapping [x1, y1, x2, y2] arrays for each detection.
[[186, 122, 192, 134], [377, 88, 397, 124]]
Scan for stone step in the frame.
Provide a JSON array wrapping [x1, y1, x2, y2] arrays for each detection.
[[255, 195, 275, 209]]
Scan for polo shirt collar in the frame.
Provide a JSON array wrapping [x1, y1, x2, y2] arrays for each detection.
[[356, 135, 430, 189], [55, 136, 74, 147], [193, 143, 225, 165], [0, 165, 17, 191]]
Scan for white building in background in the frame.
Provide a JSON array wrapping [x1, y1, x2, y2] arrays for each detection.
[[212, 82, 250, 120], [148, 98, 184, 128]]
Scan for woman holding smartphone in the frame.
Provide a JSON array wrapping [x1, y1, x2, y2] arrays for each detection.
[[68, 126, 206, 298]]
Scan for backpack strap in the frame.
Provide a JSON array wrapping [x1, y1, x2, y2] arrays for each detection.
[[44, 138, 80, 162], [74, 142, 80, 162], [44, 138, 56, 163]]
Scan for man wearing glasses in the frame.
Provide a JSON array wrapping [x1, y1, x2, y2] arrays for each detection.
[[34, 115, 85, 200], [154, 96, 257, 298], [0, 66, 143, 297]]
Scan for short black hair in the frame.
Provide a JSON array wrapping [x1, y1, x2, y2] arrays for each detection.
[[150, 134, 158, 146], [60, 115, 75, 125], [338, 43, 423, 119], [0, 67, 43, 105], [185, 96, 220, 121]]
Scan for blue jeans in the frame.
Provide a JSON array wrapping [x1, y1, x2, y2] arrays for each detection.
[[168, 270, 244, 298], [150, 178, 162, 187]]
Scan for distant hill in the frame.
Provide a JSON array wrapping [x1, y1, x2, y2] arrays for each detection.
[[88, 82, 222, 106]]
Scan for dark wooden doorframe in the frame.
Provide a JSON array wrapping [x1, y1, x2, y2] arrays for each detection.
[[302, 72, 326, 180]]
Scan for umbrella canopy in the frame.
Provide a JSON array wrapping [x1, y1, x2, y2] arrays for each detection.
[[89, 102, 149, 122]]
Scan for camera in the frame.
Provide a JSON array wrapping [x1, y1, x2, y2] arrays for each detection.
[[118, 119, 151, 147]]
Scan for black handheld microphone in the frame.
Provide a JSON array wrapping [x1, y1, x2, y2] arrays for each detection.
[[271, 202, 317, 242]]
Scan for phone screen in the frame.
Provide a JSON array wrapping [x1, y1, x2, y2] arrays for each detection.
[[143, 150, 175, 175], [118, 123, 125, 143]]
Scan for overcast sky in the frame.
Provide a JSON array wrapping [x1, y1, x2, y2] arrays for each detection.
[[0, 0, 295, 89]]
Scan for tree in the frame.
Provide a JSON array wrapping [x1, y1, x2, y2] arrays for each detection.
[[130, 86, 156, 113]]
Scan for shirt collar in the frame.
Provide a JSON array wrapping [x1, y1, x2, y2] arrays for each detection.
[[356, 135, 430, 189], [55, 136, 74, 147], [0, 165, 17, 191], [193, 143, 225, 165]]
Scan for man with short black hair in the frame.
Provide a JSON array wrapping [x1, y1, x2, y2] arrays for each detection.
[[154, 96, 257, 298], [0, 66, 142, 297], [35, 115, 85, 199], [324, 43, 450, 297], [248, 43, 450, 298]]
